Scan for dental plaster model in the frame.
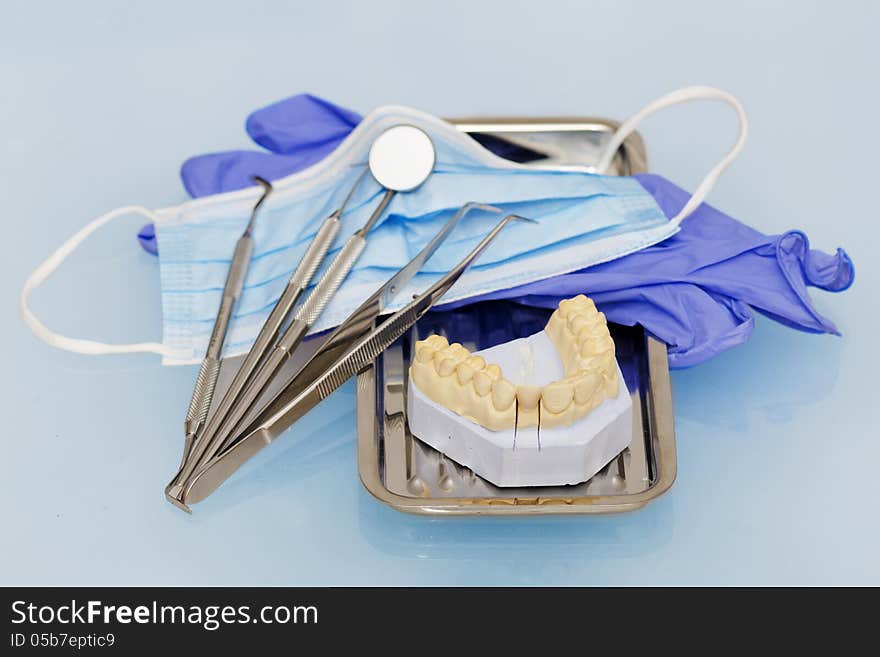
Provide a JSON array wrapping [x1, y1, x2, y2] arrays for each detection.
[[407, 295, 632, 487], [409, 295, 619, 431]]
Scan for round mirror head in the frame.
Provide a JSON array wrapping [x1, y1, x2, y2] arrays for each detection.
[[368, 125, 435, 192]]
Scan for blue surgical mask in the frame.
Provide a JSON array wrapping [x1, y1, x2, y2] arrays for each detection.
[[21, 89, 746, 365]]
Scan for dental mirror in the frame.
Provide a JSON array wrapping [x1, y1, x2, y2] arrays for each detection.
[[355, 124, 435, 236], [368, 124, 435, 192]]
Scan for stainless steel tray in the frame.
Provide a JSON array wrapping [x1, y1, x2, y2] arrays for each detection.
[[356, 117, 676, 515]]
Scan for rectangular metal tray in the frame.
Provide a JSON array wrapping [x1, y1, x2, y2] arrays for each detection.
[[356, 117, 676, 515]]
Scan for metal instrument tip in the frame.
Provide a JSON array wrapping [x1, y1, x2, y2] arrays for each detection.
[[245, 176, 274, 234], [164, 482, 193, 514], [164, 491, 193, 514]]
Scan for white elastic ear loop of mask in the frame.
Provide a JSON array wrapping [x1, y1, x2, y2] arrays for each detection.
[[20, 206, 175, 357], [596, 86, 748, 226]]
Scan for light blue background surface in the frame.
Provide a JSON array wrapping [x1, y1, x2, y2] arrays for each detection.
[[2, 1, 877, 585]]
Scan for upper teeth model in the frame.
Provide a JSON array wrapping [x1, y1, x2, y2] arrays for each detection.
[[409, 295, 620, 431]]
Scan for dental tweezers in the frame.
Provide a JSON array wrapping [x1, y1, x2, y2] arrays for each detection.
[[179, 205, 533, 507]]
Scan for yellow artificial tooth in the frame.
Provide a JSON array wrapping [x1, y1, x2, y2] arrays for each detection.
[[473, 371, 492, 396], [572, 294, 597, 313], [416, 346, 436, 363], [515, 385, 542, 410], [605, 337, 616, 356], [574, 371, 602, 404], [558, 298, 575, 319], [596, 350, 615, 370], [604, 369, 620, 398], [576, 326, 594, 344], [437, 357, 457, 376], [582, 333, 613, 357], [491, 378, 516, 411], [485, 364, 502, 381], [569, 315, 590, 334], [581, 349, 614, 371], [436, 344, 467, 364], [466, 355, 486, 370], [425, 334, 448, 349], [456, 362, 475, 385], [542, 381, 573, 413], [434, 346, 454, 362], [579, 334, 595, 356], [580, 313, 603, 331]]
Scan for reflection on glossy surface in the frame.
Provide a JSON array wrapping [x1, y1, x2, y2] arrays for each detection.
[[357, 490, 675, 562], [188, 393, 357, 521], [673, 318, 843, 431]]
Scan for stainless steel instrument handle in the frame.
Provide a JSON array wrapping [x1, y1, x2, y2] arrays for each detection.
[[186, 216, 340, 452], [169, 218, 344, 503], [199, 320, 308, 465], [195, 234, 363, 460], [287, 215, 341, 298], [199, 232, 363, 461], [182, 230, 359, 474], [182, 303, 423, 505], [204, 293, 235, 358], [294, 234, 366, 327], [205, 236, 253, 353], [224, 237, 254, 304], [183, 356, 220, 435], [186, 292, 235, 429], [268, 303, 427, 440], [204, 202, 410, 455], [182, 234, 252, 432]]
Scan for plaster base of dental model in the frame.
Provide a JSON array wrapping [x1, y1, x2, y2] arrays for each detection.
[[407, 295, 632, 487]]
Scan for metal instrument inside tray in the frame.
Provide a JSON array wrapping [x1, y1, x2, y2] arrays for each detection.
[[356, 117, 676, 515]]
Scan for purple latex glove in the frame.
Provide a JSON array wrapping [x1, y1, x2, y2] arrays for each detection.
[[144, 93, 854, 367], [437, 174, 853, 367]]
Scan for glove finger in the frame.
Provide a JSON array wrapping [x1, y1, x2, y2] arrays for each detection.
[[246, 93, 361, 154]]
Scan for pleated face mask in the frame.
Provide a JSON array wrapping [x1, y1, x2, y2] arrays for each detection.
[[21, 88, 746, 365]]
